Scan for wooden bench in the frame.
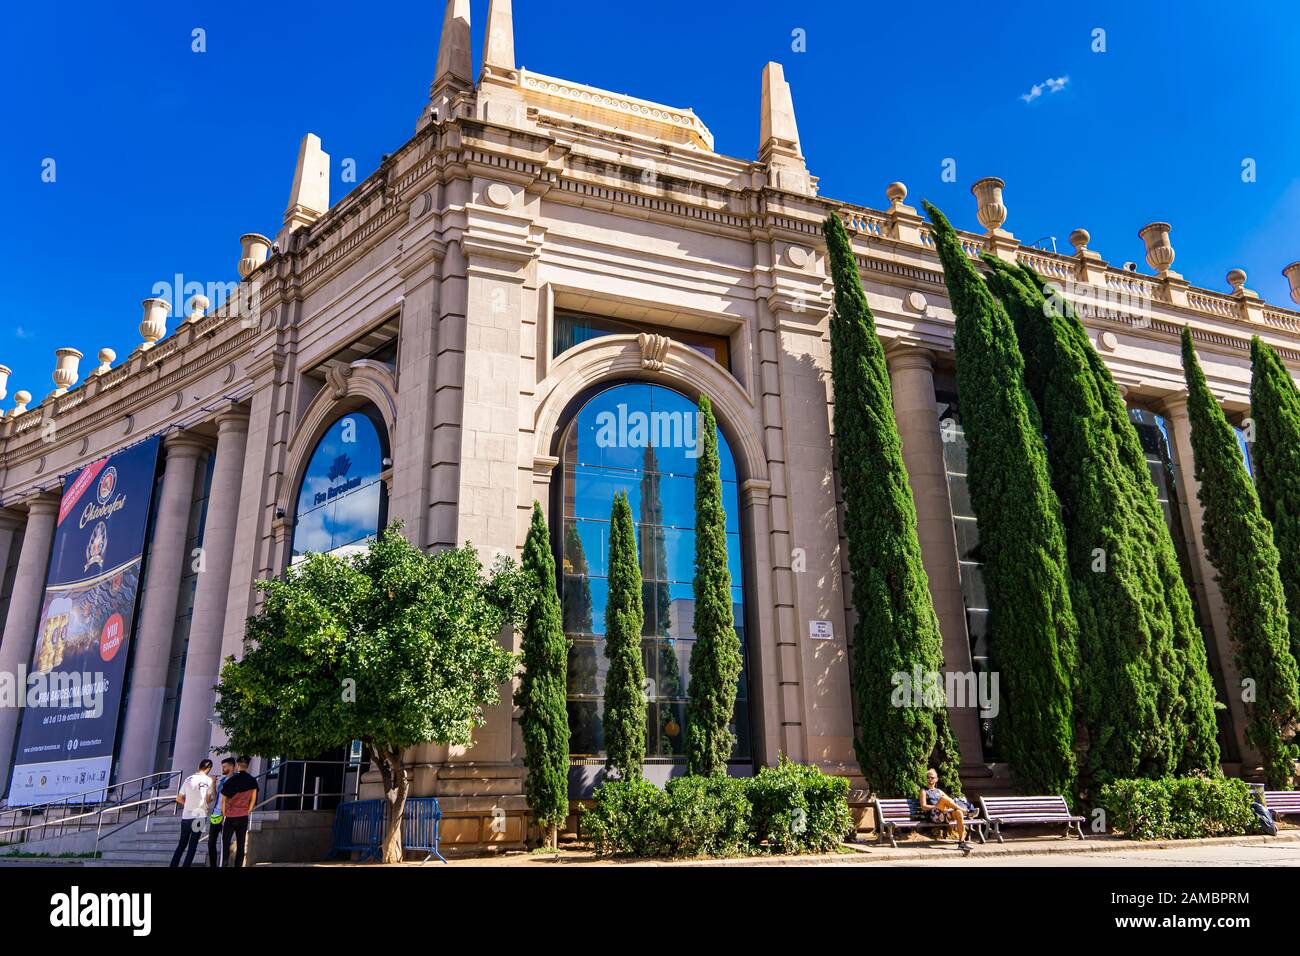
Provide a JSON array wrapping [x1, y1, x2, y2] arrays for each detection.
[[978, 795, 1085, 842], [1261, 791, 1300, 822], [871, 797, 987, 848]]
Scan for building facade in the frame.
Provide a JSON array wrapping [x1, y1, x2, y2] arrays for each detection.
[[1, 0, 1299, 848]]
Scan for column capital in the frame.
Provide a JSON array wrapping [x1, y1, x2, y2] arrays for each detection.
[[884, 341, 937, 373], [0, 508, 25, 532], [163, 430, 211, 459], [22, 491, 61, 517], [1154, 391, 1189, 418], [215, 405, 251, 434]]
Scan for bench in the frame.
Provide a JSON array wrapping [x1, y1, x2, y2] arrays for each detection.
[[978, 795, 1085, 842], [329, 799, 386, 862], [872, 797, 987, 848], [1261, 791, 1300, 822]]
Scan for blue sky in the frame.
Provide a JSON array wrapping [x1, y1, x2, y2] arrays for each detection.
[[1, 1, 1296, 397]]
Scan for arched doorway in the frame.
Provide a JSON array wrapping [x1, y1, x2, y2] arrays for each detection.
[[555, 382, 751, 768]]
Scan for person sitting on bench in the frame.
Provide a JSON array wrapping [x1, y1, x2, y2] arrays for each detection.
[[918, 768, 972, 856]]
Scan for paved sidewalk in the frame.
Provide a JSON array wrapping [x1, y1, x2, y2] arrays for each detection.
[[280, 830, 1300, 867]]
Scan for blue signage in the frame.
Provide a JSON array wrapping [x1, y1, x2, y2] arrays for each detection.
[[6, 438, 160, 804]]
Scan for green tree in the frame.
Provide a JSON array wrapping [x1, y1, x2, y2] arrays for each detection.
[[603, 491, 647, 778], [685, 394, 743, 776], [1182, 327, 1300, 788], [822, 212, 961, 797], [516, 503, 571, 847], [922, 203, 1077, 797], [1250, 335, 1300, 667], [214, 526, 521, 863], [981, 255, 1220, 783]]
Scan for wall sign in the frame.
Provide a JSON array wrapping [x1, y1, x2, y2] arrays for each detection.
[[809, 620, 834, 640]]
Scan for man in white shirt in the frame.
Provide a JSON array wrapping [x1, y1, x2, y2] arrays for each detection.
[[169, 758, 214, 868]]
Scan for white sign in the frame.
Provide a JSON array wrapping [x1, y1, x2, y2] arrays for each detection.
[[809, 620, 834, 640]]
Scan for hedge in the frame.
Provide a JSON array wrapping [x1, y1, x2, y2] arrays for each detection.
[[1098, 776, 1258, 840], [582, 759, 852, 858]]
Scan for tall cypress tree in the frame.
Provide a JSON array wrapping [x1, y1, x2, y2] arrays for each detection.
[[516, 502, 571, 847], [603, 490, 647, 779], [685, 394, 743, 776], [822, 213, 962, 797], [922, 203, 1077, 797], [1250, 336, 1300, 667], [1182, 328, 1300, 788], [982, 256, 1220, 782]]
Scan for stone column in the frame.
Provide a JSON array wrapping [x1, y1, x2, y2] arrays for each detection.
[[170, 408, 250, 775], [1158, 394, 1255, 768], [0, 494, 61, 792], [0, 509, 25, 604], [886, 345, 985, 766], [117, 433, 208, 782]]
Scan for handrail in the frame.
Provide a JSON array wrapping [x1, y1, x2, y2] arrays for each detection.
[[0, 771, 179, 848], [0, 769, 178, 817]]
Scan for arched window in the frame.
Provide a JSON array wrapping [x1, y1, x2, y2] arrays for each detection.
[[557, 382, 750, 764], [291, 405, 389, 563]]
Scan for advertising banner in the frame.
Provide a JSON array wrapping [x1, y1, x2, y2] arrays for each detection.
[[6, 438, 160, 804]]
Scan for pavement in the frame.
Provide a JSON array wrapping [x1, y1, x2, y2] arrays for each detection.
[[278, 830, 1300, 867]]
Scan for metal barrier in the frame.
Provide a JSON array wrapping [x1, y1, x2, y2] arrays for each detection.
[[402, 796, 447, 864], [329, 799, 385, 863]]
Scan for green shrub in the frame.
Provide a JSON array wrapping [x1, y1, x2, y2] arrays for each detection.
[[1099, 776, 1257, 840], [582, 778, 668, 857], [747, 758, 853, 854], [663, 775, 751, 857], [582, 761, 853, 857]]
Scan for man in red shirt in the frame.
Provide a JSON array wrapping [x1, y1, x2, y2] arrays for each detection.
[[220, 756, 258, 867]]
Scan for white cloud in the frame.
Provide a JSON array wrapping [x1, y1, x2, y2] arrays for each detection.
[[15, 326, 34, 340], [1021, 75, 1069, 103]]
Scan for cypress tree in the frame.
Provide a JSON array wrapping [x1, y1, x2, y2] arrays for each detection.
[[603, 490, 647, 779], [685, 394, 743, 776], [515, 502, 571, 847], [982, 257, 1220, 781], [1182, 327, 1300, 788], [921, 203, 1078, 797], [822, 212, 962, 798], [1250, 336, 1300, 667]]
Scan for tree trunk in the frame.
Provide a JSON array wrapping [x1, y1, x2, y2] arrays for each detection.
[[547, 822, 557, 850], [374, 746, 408, 864]]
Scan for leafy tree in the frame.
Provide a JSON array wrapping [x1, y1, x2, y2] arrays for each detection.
[[214, 526, 521, 862], [822, 212, 961, 797], [685, 394, 743, 776], [922, 203, 1077, 797], [516, 503, 571, 847], [1250, 336, 1300, 667], [603, 491, 647, 778], [1182, 327, 1300, 788], [982, 255, 1220, 783]]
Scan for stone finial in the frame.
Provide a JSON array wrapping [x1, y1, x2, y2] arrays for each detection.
[[0, 364, 9, 403], [186, 294, 210, 324], [12, 390, 31, 415], [50, 348, 83, 397], [758, 62, 812, 196], [759, 62, 803, 161], [139, 297, 170, 351], [238, 233, 271, 279], [886, 182, 908, 207], [282, 133, 330, 235], [971, 177, 1007, 233], [1138, 222, 1175, 273], [481, 0, 515, 79], [1227, 268, 1247, 293], [1283, 262, 1300, 305], [432, 0, 472, 96], [1069, 228, 1091, 254], [94, 348, 116, 376]]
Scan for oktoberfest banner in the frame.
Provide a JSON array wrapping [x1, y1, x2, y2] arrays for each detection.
[[6, 438, 160, 804]]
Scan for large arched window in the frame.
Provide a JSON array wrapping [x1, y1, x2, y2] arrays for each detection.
[[558, 383, 750, 764], [291, 405, 389, 563]]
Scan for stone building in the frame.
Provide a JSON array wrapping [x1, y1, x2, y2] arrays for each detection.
[[1, 0, 1298, 849]]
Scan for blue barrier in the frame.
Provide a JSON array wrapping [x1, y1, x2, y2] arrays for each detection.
[[402, 796, 447, 864], [329, 799, 385, 863]]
